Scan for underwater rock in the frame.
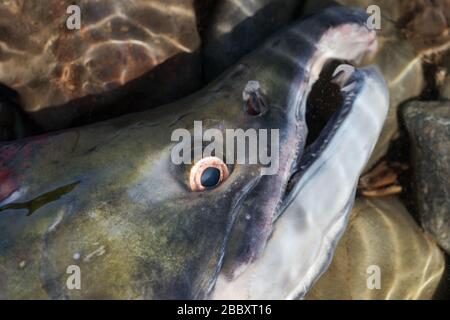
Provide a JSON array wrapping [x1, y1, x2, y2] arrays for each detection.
[[0, 0, 201, 130], [336, 0, 450, 54], [303, 0, 402, 22], [306, 196, 445, 300], [201, 0, 303, 81], [400, 0, 450, 54], [402, 101, 450, 255]]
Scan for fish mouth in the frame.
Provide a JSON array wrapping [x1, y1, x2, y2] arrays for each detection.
[[213, 60, 389, 299], [278, 11, 381, 213], [283, 60, 350, 198], [282, 57, 389, 209], [271, 7, 381, 215], [285, 63, 389, 299], [282, 60, 369, 210], [213, 7, 389, 298]]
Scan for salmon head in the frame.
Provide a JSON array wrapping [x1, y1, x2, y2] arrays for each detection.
[[0, 6, 388, 299]]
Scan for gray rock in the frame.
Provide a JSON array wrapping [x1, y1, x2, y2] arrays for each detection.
[[403, 101, 450, 254]]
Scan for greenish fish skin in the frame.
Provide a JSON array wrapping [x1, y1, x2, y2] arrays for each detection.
[[0, 6, 376, 299]]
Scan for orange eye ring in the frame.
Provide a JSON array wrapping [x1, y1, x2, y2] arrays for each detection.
[[189, 157, 229, 191]]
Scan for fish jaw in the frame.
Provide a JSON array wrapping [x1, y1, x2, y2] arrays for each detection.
[[213, 65, 389, 299], [283, 66, 389, 299], [218, 5, 381, 280]]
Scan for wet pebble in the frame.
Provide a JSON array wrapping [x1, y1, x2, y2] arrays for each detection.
[[402, 101, 450, 254]]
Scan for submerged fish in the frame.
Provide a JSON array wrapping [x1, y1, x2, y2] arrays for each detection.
[[0, 6, 388, 299]]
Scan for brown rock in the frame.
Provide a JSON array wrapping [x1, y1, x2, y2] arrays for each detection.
[[0, 0, 201, 130]]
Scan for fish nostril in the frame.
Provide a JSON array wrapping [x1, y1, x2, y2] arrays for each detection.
[[243, 80, 267, 116], [245, 92, 263, 115]]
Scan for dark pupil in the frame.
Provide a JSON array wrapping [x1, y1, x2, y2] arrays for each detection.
[[200, 167, 221, 188]]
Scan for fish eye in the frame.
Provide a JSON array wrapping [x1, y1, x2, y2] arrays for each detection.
[[189, 157, 229, 191]]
